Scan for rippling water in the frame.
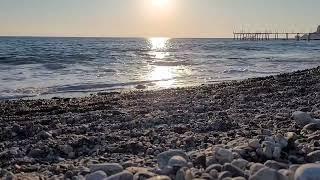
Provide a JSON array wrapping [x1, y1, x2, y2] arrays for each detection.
[[1, 37, 320, 99]]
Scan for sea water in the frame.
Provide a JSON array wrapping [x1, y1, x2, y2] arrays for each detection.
[[1, 37, 320, 99]]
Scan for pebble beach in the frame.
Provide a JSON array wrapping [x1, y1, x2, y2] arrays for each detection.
[[1, 67, 320, 180]]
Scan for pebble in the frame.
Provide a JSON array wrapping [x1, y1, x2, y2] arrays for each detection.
[[294, 163, 320, 180], [176, 167, 193, 180], [205, 164, 223, 173], [208, 169, 218, 179], [272, 147, 281, 159], [223, 163, 246, 178], [278, 169, 293, 179], [28, 148, 45, 158], [292, 111, 314, 127], [218, 171, 232, 180], [231, 159, 249, 170], [306, 150, 320, 163], [89, 163, 123, 175], [38, 130, 52, 139], [286, 132, 298, 141], [274, 134, 288, 148], [289, 165, 301, 173], [147, 175, 171, 180], [85, 170, 107, 180], [167, 156, 188, 168], [135, 84, 147, 89], [264, 160, 289, 170], [302, 123, 320, 132], [134, 171, 157, 180], [249, 167, 286, 180], [261, 141, 274, 159], [248, 139, 260, 149], [233, 177, 246, 180], [215, 148, 233, 164], [250, 163, 266, 176], [261, 129, 272, 136], [104, 171, 133, 180], [59, 145, 73, 155], [157, 150, 188, 169]]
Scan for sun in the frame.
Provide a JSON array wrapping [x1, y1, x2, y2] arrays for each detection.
[[152, 0, 169, 7]]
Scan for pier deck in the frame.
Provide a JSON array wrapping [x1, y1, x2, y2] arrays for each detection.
[[233, 32, 311, 41]]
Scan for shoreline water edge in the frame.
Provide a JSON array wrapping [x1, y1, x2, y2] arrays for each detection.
[[1, 66, 320, 179]]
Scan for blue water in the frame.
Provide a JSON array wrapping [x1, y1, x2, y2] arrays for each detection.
[[1, 37, 320, 100]]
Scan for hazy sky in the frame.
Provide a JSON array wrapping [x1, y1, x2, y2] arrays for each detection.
[[0, 0, 319, 37]]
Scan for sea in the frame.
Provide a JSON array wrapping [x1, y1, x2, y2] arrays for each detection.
[[1, 37, 320, 100]]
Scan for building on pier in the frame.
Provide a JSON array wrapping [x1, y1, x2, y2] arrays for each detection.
[[300, 25, 320, 40]]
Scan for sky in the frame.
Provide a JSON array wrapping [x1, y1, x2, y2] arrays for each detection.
[[0, 0, 319, 38]]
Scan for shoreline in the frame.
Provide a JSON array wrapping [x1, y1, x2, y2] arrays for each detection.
[[1, 66, 320, 179]]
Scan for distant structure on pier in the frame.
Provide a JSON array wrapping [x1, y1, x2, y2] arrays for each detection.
[[300, 25, 320, 40], [233, 25, 320, 41]]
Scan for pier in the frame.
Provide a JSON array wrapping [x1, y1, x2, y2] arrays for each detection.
[[233, 32, 311, 41]]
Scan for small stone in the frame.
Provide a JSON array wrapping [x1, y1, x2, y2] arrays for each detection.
[[135, 84, 147, 89], [233, 177, 246, 180], [157, 150, 188, 169], [38, 131, 52, 139], [206, 164, 223, 173], [274, 134, 288, 148], [264, 160, 288, 170], [231, 159, 249, 170], [261, 141, 274, 159], [105, 171, 133, 180], [176, 167, 193, 180], [261, 129, 272, 136], [273, 147, 281, 159], [28, 148, 45, 158], [303, 123, 320, 132], [89, 163, 123, 175], [223, 163, 246, 177], [248, 139, 260, 149], [255, 114, 267, 119], [168, 156, 188, 168], [1, 170, 15, 180], [286, 132, 298, 141], [278, 169, 293, 179], [289, 165, 300, 173], [216, 148, 233, 164], [59, 145, 73, 155], [292, 111, 314, 127], [249, 167, 286, 180], [218, 171, 232, 180], [200, 173, 213, 180], [206, 157, 218, 167], [147, 176, 171, 180], [85, 170, 107, 180], [133, 171, 157, 180], [294, 163, 320, 180], [306, 150, 320, 163], [250, 163, 266, 176], [209, 169, 218, 179], [72, 175, 85, 180], [79, 166, 91, 175]]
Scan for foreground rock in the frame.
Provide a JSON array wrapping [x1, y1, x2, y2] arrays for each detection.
[[294, 164, 320, 180]]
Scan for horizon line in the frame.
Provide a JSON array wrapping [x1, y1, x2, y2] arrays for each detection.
[[0, 35, 233, 39]]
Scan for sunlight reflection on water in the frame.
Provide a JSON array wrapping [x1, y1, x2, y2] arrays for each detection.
[[144, 37, 191, 88]]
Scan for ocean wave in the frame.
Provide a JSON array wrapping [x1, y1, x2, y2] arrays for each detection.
[[223, 68, 249, 74]]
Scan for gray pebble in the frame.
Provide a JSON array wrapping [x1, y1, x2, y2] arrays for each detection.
[[218, 171, 232, 180], [85, 170, 107, 180], [89, 163, 123, 175]]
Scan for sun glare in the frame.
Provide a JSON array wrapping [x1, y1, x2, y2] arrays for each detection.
[[152, 0, 169, 7]]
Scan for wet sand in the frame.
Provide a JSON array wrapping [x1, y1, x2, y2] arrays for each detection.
[[1, 66, 320, 179]]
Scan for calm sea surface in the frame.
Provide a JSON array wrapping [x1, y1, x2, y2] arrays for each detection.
[[1, 37, 320, 100]]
